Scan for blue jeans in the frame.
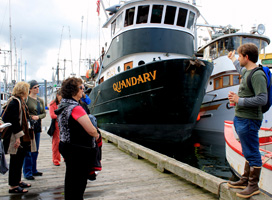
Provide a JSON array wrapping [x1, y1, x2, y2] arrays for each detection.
[[233, 116, 262, 167], [23, 132, 40, 177]]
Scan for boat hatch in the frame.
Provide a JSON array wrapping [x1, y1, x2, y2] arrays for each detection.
[[99, 76, 104, 84], [124, 61, 133, 71]]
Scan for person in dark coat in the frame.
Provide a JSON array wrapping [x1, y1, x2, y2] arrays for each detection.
[[2, 82, 35, 193]]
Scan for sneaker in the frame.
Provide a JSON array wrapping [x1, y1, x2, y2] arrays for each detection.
[[33, 172, 43, 176], [25, 176, 35, 180], [53, 163, 60, 166]]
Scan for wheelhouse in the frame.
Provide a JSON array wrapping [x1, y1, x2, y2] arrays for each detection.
[[199, 33, 270, 92], [199, 33, 270, 61], [104, 0, 200, 39]]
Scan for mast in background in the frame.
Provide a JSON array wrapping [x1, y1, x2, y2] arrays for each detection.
[[9, 0, 13, 83], [79, 16, 84, 77]]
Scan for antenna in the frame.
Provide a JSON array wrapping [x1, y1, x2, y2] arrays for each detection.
[[79, 16, 84, 77], [68, 26, 74, 75], [9, 0, 12, 83], [14, 37, 17, 82]]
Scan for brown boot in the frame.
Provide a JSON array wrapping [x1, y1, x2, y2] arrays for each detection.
[[227, 161, 250, 189], [236, 166, 261, 198]]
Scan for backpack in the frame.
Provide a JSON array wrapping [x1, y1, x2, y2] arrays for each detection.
[[247, 64, 272, 113]]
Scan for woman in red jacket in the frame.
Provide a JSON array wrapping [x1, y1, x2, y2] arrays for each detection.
[[49, 90, 62, 166]]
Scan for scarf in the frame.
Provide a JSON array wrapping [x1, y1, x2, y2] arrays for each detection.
[[55, 98, 79, 143]]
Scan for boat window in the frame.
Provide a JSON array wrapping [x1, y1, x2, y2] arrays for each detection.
[[115, 13, 123, 34], [214, 74, 241, 90], [164, 6, 176, 25], [209, 43, 217, 59], [260, 40, 269, 51], [214, 78, 221, 90], [218, 40, 225, 56], [233, 75, 240, 85], [177, 7, 187, 27], [124, 7, 135, 27], [242, 37, 269, 51], [111, 19, 116, 36], [225, 37, 235, 52], [151, 5, 163, 23], [136, 5, 149, 24], [187, 11, 195, 30], [223, 76, 230, 87]]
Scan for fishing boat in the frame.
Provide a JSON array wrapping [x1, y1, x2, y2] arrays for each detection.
[[224, 120, 272, 197], [194, 26, 270, 133], [88, 0, 213, 143]]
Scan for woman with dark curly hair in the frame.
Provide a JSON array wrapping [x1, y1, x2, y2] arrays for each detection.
[[55, 77, 100, 200]]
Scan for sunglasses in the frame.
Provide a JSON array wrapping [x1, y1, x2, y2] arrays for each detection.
[[79, 86, 84, 90], [33, 86, 39, 89]]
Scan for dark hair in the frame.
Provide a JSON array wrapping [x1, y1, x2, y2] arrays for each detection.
[[54, 90, 61, 105], [237, 43, 259, 63], [61, 77, 83, 99]]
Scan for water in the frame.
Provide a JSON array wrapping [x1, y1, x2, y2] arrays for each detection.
[[134, 129, 234, 180]]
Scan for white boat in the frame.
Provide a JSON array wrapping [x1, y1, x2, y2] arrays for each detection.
[[224, 120, 272, 197], [194, 28, 270, 133]]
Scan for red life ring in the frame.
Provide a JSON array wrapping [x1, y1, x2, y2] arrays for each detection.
[[94, 61, 99, 74], [86, 68, 93, 78]]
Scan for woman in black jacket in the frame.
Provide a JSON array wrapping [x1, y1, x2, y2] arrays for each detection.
[[2, 81, 35, 193], [55, 77, 100, 200]]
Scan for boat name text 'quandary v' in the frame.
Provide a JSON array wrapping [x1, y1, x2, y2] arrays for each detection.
[[113, 70, 157, 93]]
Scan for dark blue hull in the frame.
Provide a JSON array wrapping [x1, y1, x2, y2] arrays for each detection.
[[89, 58, 213, 143]]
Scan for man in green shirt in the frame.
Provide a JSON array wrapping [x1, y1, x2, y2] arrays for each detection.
[[227, 43, 267, 198]]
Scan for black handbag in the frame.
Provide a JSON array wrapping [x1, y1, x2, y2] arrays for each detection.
[[33, 99, 42, 133], [47, 119, 56, 137]]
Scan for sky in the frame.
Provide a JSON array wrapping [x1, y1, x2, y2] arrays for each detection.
[[0, 0, 271, 83]]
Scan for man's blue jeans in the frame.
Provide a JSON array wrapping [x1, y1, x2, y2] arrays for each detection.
[[23, 132, 40, 177], [233, 116, 262, 167]]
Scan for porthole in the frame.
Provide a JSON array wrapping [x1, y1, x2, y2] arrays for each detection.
[[138, 60, 145, 66], [117, 66, 121, 72]]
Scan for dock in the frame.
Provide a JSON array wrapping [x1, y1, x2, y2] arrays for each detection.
[[0, 112, 271, 200]]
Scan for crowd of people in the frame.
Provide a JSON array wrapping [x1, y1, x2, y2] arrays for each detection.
[[0, 77, 100, 200]]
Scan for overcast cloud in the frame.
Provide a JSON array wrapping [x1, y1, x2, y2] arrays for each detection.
[[0, 0, 105, 83]]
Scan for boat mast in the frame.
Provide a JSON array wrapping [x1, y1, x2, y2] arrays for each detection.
[[68, 26, 74, 76], [9, 0, 13, 84], [79, 16, 84, 77], [20, 35, 23, 81], [14, 37, 17, 82]]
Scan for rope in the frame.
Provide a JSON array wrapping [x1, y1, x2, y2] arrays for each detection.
[[217, 181, 228, 199], [262, 154, 272, 166], [90, 90, 101, 113]]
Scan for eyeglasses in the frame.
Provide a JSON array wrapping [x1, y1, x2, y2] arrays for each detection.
[[33, 86, 39, 89], [79, 86, 84, 90]]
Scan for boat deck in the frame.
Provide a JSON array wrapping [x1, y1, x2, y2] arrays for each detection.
[[0, 113, 271, 199]]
